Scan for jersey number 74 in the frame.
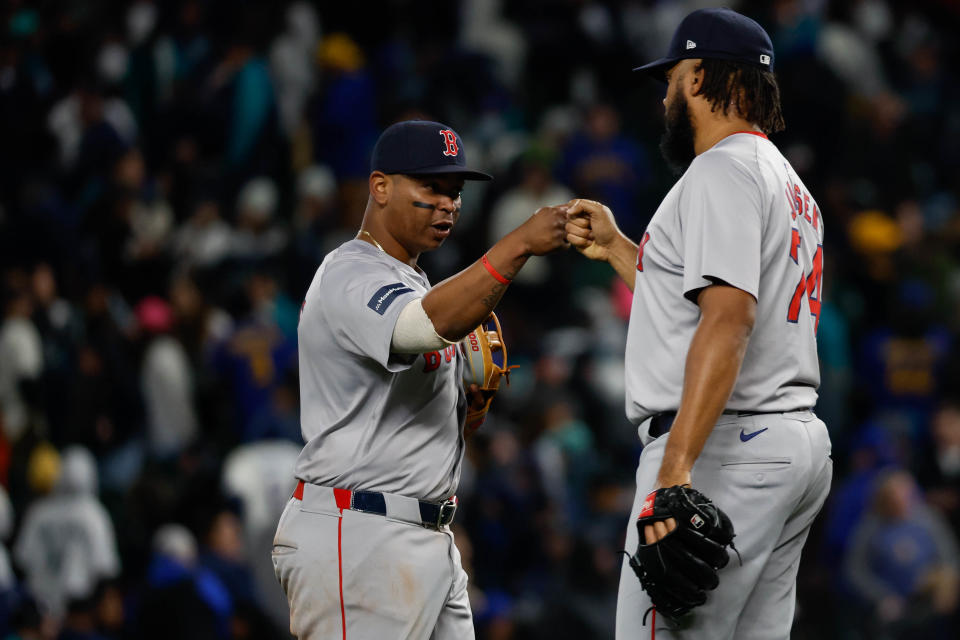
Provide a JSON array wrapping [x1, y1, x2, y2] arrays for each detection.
[[786, 242, 823, 335]]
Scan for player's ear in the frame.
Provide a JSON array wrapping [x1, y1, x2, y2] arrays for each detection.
[[370, 171, 390, 206], [687, 60, 705, 97]]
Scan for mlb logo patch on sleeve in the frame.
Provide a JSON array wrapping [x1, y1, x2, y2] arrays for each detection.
[[367, 283, 413, 315]]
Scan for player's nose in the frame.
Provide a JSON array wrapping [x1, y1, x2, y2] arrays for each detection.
[[435, 196, 457, 213]]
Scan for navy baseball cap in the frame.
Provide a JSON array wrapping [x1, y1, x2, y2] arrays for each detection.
[[634, 8, 774, 82], [370, 120, 492, 181]]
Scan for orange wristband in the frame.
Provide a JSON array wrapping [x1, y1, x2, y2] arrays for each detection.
[[481, 254, 511, 285]]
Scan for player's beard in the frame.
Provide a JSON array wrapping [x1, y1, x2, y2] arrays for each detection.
[[659, 92, 696, 176]]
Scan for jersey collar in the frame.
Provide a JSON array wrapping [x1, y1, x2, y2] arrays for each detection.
[[728, 130, 768, 139]]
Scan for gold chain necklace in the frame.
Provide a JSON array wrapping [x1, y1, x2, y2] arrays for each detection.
[[357, 229, 385, 253]]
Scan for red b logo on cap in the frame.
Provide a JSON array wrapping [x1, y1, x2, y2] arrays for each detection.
[[439, 130, 459, 157]]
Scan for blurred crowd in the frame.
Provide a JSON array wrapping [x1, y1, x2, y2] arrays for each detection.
[[0, 0, 959, 638]]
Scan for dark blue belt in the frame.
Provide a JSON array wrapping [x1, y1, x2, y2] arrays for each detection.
[[292, 481, 457, 529], [351, 491, 458, 529], [647, 410, 763, 439]]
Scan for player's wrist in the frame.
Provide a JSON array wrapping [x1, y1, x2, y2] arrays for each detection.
[[481, 254, 512, 284], [603, 233, 636, 268], [615, 232, 638, 255], [500, 228, 535, 259], [656, 465, 692, 489]]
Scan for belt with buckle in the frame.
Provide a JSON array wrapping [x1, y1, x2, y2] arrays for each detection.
[[293, 481, 457, 529], [647, 409, 762, 439]]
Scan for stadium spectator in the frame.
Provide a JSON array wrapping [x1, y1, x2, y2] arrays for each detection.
[[135, 523, 230, 640], [489, 148, 573, 285], [135, 296, 198, 459], [844, 469, 960, 638], [13, 446, 120, 618], [0, 273, 43, 441]]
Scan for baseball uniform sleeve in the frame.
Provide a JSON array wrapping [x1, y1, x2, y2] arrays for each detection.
[[679, 150, 763, 302], [317, 259, 422, 372]]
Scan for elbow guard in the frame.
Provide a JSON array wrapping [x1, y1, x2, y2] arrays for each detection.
[[391, 298, 457, 354]]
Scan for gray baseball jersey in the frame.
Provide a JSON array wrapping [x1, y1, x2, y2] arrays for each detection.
[[625, 132, 823, 422], [294, 239, 466, 503]]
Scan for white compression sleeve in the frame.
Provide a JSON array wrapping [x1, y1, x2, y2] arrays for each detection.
[[391, 298, 458, 354]]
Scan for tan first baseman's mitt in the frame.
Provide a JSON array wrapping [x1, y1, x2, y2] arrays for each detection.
[[460, 312, 514, 432]]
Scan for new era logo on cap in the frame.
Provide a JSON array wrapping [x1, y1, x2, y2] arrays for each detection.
[[634, 8, 776, 82]]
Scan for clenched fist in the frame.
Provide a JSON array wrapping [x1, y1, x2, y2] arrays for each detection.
[[511, 205, 571, 256], [565, 199, 624, 262]]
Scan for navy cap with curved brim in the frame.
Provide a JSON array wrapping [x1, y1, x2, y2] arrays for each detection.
[[371, 120, 492, 181], [634, 8, 774, 83]]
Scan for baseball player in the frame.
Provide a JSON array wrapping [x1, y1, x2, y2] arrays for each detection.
[[271, 120, 569, 640], [565, 9, 833, 639]]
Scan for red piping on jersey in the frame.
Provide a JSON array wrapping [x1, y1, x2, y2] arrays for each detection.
[[729, 130, 768, 139], [293, 480, 304, 500], [337, 492, 351, 640]]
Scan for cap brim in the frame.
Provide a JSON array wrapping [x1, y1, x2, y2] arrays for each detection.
[[633, 56, 684, 83], [406, 165, 493, 181]]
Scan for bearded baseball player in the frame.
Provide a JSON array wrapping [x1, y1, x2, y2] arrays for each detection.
[[271, 120, 569, 639], [566, 9, 832, 639]]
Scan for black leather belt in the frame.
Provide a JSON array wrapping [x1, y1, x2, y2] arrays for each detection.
[[647, 410, 762, 439]]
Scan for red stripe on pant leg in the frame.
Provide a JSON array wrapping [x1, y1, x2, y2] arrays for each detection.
[[338, 511, 346, 640], [652, 608, 655, 640]]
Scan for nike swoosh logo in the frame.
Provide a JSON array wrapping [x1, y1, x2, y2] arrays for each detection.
[[740, 427, 768, 442]]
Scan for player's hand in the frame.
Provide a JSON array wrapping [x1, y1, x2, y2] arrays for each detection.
[[465, 384, 489, 438], [644, 468, 692, 542], [565, 198, 623, 262], [516, 205, 571, 256], [644, 517, 678, 544], [467, 384, 488, 412]]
